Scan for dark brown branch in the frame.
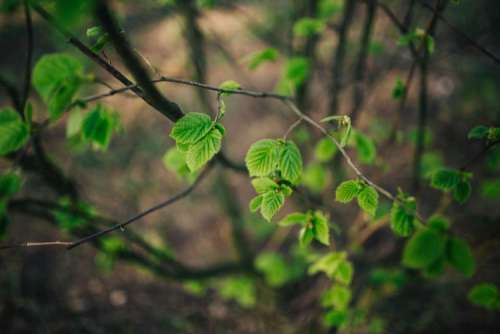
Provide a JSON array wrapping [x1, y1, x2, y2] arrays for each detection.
[[460, 139, 500, 172], [0, 75, 22, 112]]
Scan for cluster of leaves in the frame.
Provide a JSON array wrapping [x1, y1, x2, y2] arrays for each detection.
[[398, 27, 435, 54], [336, 179, 379, 217], [279, 210, 331, 246], [86, 26, 110, 53], [402, 216, 475, 278], [245, 138, 303, 221], [431, 168, 472, 204], [468, 125, 500, 142], [169, 112, 225, 172]]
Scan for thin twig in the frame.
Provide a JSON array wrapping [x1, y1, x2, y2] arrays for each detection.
[[21, 0, 33, 112]]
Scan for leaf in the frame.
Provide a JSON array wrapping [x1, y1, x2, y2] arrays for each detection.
[[446, 237, 475, 277], [468, 283, 498, 309], [260, 190, 285, 222], [453, 180, 471, 204], [81, 105, 117, 151], [245, 139, 280, 177], [480, 179, 500, 199], [246, 48, 279, 70], [314, 137, 337, 162], [335, 261, 354, 285], [0, 108, 29, 155], [313, 211, 330, 246], [162, 147, 190, 179], [218, 276, 256, 308], [218, 80, 241, 96], [336, 180, 361, 203], [293, 17, 325, 37], [299, 226, 314, 247], [321, 285, 352, 310], [279, 212, 308, 226], [302, 163, 329, 193], [357, 186, 379, 217], [249, 195, 263, 213], [431, 168, 460, 191], [0, 173, 22, 199], [309, 252, 347, 277], [251, 177, 278, 194], [255, 252, 291, 287], [353, 130, 376, 164], [392, 78, 406, 99], [284, 57, 310, 87], [427, 215, 450, 232], [390, 201, 415, 237], [468, 125, 489, 140], [32, 53, 83, 119], [402, 228, 446, 269], [278, 140, 303, 183], [170, 112, 213, 145], [186, 127, 222, 171]]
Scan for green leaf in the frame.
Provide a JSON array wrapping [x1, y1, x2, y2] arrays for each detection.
[[66, 108, 83, 138], [0, 108, 29, 155], [260, 190, 285, 222], [335, 261, 354, 285], [446, 237, 475, 277], [468, 125, 489, 140], [251, 177, 278, 194], [279, 212, 308, 226], [336, 180, 361, 203], [278, 140, 303, 183], [390, 201, 415, 237], [218, 80, 241, 96], [309, 252, 347, 278], [314, 137, 337, 162], [162, 147, 191, 179], [255, 252, 291, 287], [392, 78, 406, 99], [403, 228, 446, 269], [313, 211, 330, 246], [357, 186, 379, 217], [0, 172, 22, 199], [218, 276, 256, 308], [170, 112, 213, 145], [427, 215, 450, 232], [293, 17, 325, 37], [245, 139, 280, 177], [321, 285, 351, 310], [81, 104, 117, 151], [186, 127, 222, 171], [431, 168, 460, 191], [302, 163, 329, 193], [480, 179, 500, 199], [353, 130, 376, 164], [299, 226, 314, 247], [453, 180, 471, 204], [284, 57, 310, 87], [32, 53, 83, 119], [468, 283, 499, 310], [249, 195, 263, 213], [246, 48, 279, 70]]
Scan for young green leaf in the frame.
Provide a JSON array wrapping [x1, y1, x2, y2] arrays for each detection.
[[186, 127, 222, 171], [353, 130, 376, 164], [278, 140, 303, 183], [468, 125, 489, 140], [403, 228, 446, 269], [218, 80, 241, 96], [170, 112, 213, 145], [468, 283, 499, 310], [245, 139, 280, 177], [357, 186, 379, 217], [427, 215, 450, 232], [431, 168, 460, 191], [0, 108, 29, 155], [293, 17, 325, 37], [251, 177, 278, 194], [313, 211, 330, 246], [81, 105, 118, 151], [453, 180, 472, 204], [32, 53, 83, 119], [260, 190, 285, 222], [279, 212, 308, 226], [299, 226, 314, 247], [322, 285, 352, 310], [314, 137, 337, 162], [249, 195, 263, 213], [246, 48, 279, 70], [284, 57, 310, 87], [446, 237, 475, 277], [335, 180, 361, 203], [390, 201, 415, 237], [309, 252, 347, 278], [335, 261, 354, 285]]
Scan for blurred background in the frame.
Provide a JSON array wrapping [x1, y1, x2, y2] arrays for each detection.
[[0, 0, 499, 333]]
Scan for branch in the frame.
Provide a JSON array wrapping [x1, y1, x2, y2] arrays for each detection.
[[21, 0, 33, 112], [460, 139, 500, 172]]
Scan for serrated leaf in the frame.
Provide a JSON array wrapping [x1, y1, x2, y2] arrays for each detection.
[[322, 285, 351, 310], [249, 195, 263, 213], [454, 180, 471, 204], [278, 140, 302, 183], [313, 211, 330, 246], [32, 53, 83, 119], [446, 237, 475, 277], [0, 108, 29, 155], [335, 261, 354, 285], [186, 127, 222, 171], [431, 168, 460, 191], [81, 104, 117, 151], [357, 186, 378, 217], [403, 228, 446, 269], [245, 139, 280, 177], [260, 190, 285, 222], [299, 226, 314, 247], [279, 212, 307, 226], [468, 125, 489, 140], [309, 252, 347, 277], [335, 180, 361, 203], [170, 112, 213, 144], [390, 201, 415, 237], [314, 137, 337, 162], [251, 177, 278, 194]]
